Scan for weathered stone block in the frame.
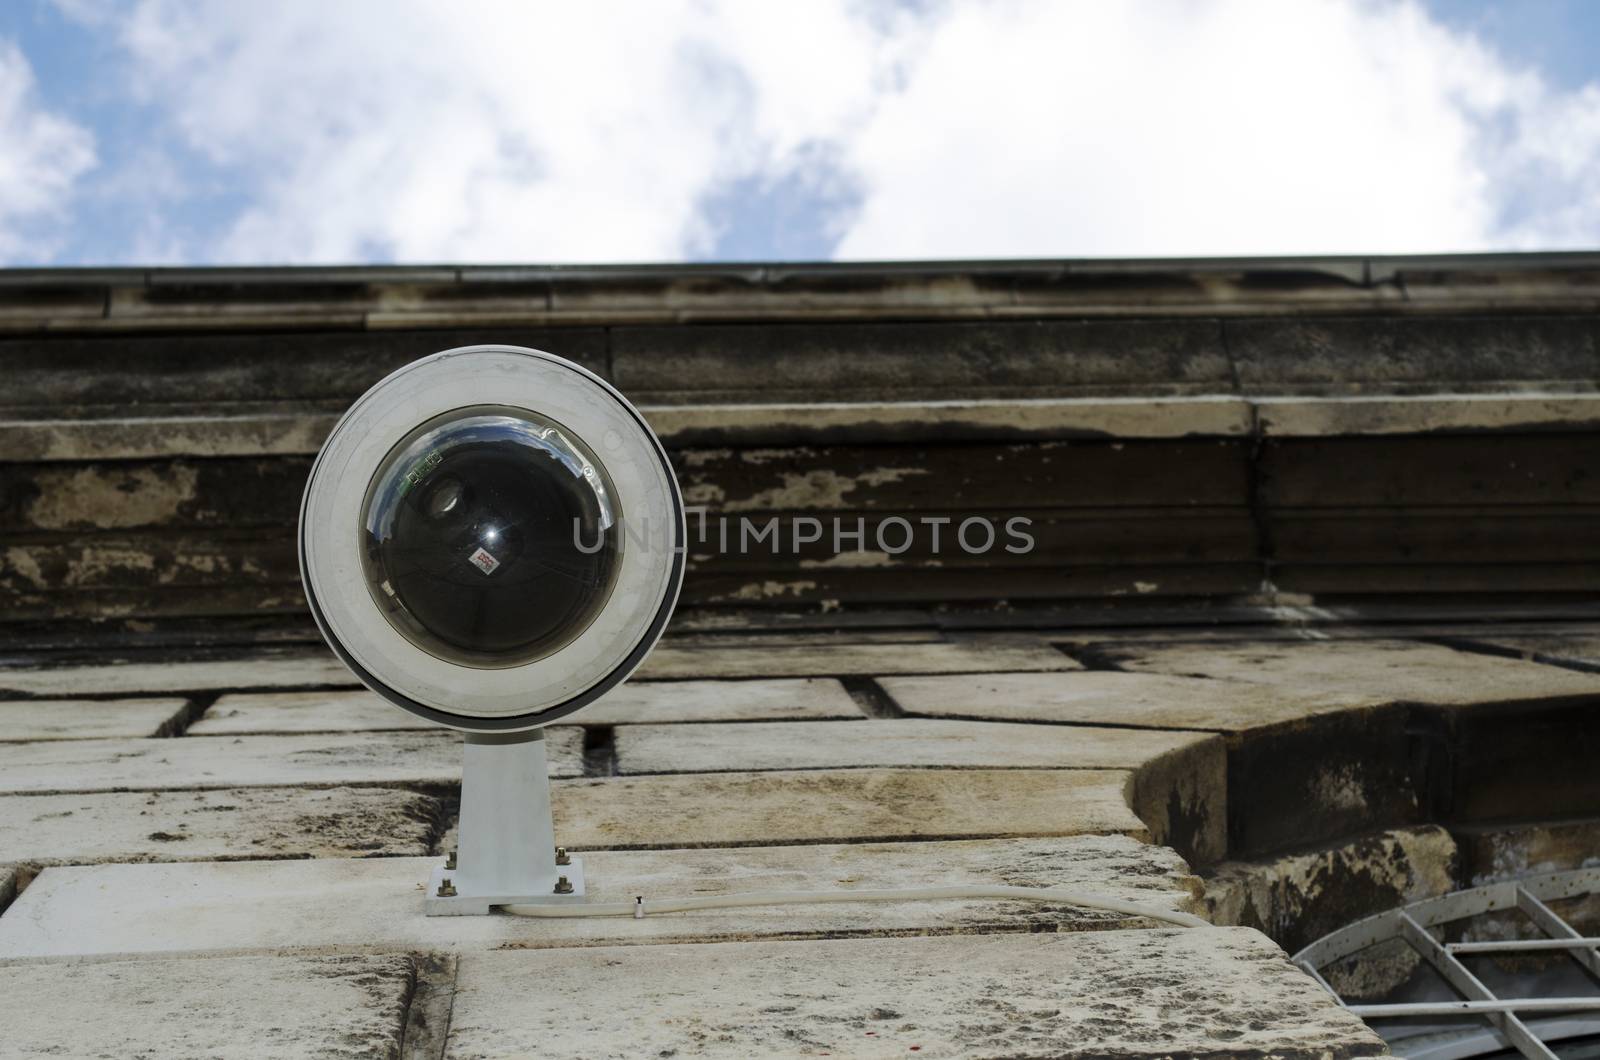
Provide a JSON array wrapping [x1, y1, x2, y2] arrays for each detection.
[[0, 653, 356, 697], [0, 954, 414, 1059], [0, 728, 581, 794], [445, 929, 1384, 1059], [1458, 816, 1600, 885], [1226, 703, 1420, 859], [1256, 393, 1600, 438], [613, 717, 1212, 774], [0, 696, 190, 741], [1431, 697, 1600, 824], [191, 690, 430, 734], [1227, 315, 1600, 389], [192, 677, 861, 734], [1096, 638, 1600, 707], [611, 318, 1235, 402], [1456, 817, 1600, 934], [0, 787, 440, 864], [0, 837, 1201, 959], [1204, 826, 1458, 955], [880, 669, 1378, 732], [549, 767, 1148, 848], [636, 639, 1080, 679], [1454, 632, 1600, 672], [1125, 737, 1229, 867]]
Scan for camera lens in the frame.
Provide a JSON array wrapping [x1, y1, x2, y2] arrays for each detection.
[[359, 405, 621, 667]]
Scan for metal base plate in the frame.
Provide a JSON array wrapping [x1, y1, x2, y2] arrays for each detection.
[[423, 858, 589, 916]]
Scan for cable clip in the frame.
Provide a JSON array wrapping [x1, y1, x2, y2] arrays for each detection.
[[634, 896, 645, 919]]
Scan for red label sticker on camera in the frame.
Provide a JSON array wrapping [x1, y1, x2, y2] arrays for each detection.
[[469, 547, 500, 575]]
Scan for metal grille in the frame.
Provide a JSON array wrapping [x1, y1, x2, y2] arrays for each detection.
[[1295, 868, 1600, 1060]]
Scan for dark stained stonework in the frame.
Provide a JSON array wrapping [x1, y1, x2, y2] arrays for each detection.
[[1204, 826, 1458, 956], [0, 327, 607, 411], [4, 253, 1600, 624], [1222, 704, 1423, 859]]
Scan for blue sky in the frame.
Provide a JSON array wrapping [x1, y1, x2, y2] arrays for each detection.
[[0, 0, 1597, 265], [1437, 0, 1598, 92]]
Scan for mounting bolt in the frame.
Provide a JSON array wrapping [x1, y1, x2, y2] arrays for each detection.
[[444, 849, 457, 870], [437, 879, 456, 898], [555, 846, 571, 866], [554, 875, 574, 894]]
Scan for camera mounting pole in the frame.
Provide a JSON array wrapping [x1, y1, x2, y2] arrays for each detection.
[[425, 730, 588, 915]]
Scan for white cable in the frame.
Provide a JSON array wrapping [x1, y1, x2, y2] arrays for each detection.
[[504, 884, 1210, 928]]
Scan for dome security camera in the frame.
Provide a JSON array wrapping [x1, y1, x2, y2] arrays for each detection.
[[300, 345, 684, 914]]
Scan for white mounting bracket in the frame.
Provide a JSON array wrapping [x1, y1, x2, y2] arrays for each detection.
[[424, 729, 590, 916]]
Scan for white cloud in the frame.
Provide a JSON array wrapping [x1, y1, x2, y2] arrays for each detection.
[[834, 0, 1600, 258], [84, 0, 894, 263], [66, 0, 1600, 261], [0, 40, 95, 262]]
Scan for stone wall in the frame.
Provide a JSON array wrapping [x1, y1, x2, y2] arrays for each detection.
[[3, 255, 1600, 630]]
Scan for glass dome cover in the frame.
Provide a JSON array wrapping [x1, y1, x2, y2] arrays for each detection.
[[360, 405, 621, 668]]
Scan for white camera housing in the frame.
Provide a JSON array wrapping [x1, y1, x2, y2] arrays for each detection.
[[300, 344, 684, 733], [299, 345, 684, 913]]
